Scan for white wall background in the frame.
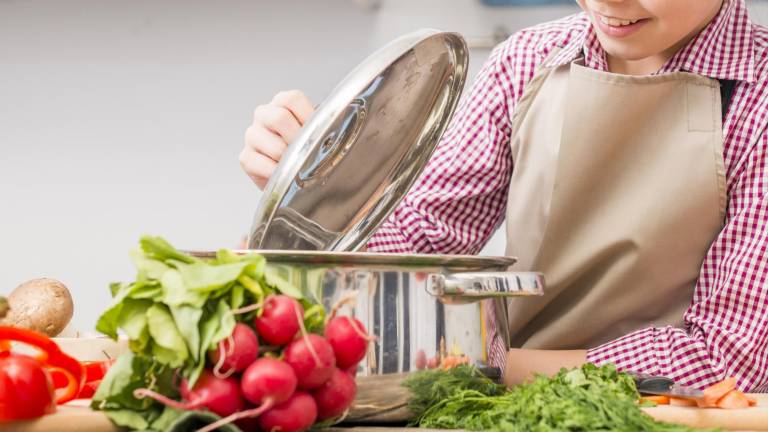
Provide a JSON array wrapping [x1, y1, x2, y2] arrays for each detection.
[[2, 0, 766, 331]]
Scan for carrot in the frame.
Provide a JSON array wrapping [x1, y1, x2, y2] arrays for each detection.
[[669, 397, 698, 407], [698, 377, 737, 408], [440, 355, 470, 370], [745, 394, 758, 407], [715, 390, 750, 409], [639, 395, 670, 405]]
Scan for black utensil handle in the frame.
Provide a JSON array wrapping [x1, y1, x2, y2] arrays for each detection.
[[479, 366, 503, 383]]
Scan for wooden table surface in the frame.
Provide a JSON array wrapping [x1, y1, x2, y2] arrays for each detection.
[[5, 375, 768, 431]]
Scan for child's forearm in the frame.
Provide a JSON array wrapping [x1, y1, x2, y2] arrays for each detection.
[[502, 348, 587, 387]]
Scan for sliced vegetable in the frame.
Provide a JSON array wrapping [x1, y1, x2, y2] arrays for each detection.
[[699, 377, 737, 408], [639, 395, 670, 405], [82, 360, 114, 383], [0, 326, 84, 404], [715, 389, 750, 409], [669, 397, 698, 407], [52, 360, 113, 399], [76, 380, 102, 399]]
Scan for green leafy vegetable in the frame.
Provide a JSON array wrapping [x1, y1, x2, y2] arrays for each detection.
[[264, 267, 303, 299], [405, 364, 714, 432], [93, 236, 325, 431], [92, 352, 178, 413]]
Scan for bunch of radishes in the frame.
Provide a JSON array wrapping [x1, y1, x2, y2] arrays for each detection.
[[134, 295, 371, 432]]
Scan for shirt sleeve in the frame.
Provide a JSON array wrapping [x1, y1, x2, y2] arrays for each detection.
[[587, 133, 768, 392], [366, 45, 514, 255]]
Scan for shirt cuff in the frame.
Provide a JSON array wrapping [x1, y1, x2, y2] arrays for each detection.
[[366, 208, 438, 253], [586, 327, 660, 376], [366, 220, 417, 253]]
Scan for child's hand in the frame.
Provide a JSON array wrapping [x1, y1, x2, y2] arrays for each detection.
[[240, 90, 315, 189]]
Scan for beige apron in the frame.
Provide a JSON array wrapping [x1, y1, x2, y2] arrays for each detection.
[[499, 56, 728, 350]]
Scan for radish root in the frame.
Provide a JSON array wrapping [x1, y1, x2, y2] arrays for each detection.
[[327, 291, 359, 321], [196, 399, 275, 432], [147, 373, 157, 391], [345, 316, 377, 343], [231, 302, 263, 316], [133, 388, 197, 411], [212, 334, 236, 379], [293, 302, 321, 366]]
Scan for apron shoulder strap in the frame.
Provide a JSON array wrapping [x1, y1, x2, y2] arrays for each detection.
[[719, 79, 736, 121]]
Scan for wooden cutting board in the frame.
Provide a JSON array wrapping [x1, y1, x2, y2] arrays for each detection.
[[642, 394, 768, 431], [5, 378, 767, 431]]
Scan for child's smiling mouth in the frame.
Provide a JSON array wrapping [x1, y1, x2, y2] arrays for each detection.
[[593, 12, 650, 38]]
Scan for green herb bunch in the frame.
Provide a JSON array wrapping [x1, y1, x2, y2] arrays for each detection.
[[406, 364, 712, 432], [403, 364, 505, 422]]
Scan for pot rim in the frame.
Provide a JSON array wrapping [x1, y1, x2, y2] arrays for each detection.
[[186, 250, 515, 271]]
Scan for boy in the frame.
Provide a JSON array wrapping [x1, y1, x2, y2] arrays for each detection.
[[240, 0, 768, 391]]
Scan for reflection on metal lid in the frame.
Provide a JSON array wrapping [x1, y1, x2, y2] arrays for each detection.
[[249, 29, 469, 251]]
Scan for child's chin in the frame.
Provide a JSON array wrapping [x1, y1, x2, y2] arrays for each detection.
[[599, 38, 660, 63]]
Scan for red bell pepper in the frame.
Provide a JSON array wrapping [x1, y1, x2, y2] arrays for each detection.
[[0, 353, 57, 421], [0, 326, 85, 421], [51, 359, 114, 399], [76, 380, 102, 399], [82, 359, 113, 382]]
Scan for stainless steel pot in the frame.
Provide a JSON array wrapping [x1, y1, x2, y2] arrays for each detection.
[[229, 30, 546, 376], [191, 250, 543, 376]]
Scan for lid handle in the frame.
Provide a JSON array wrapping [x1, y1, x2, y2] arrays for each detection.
[[297, 98, 367, 186]]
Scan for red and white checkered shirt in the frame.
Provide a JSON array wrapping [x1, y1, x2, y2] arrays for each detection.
[[367, 0, 768, 392]]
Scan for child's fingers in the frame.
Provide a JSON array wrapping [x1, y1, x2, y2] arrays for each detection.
[[253, 104, 303, 144], [244, 124, 288, 163], [271, 89, 315, 125]]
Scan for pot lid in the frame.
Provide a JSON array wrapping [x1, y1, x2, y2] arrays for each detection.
[[249, 29, 469, 251]]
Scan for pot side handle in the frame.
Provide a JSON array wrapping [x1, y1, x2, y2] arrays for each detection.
[[426, 272, 544, 304]]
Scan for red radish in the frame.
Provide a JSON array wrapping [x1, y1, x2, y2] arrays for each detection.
[[325, 316, 370, 369], [208, 323, 260, 374], [255, 295, 303, 345], [312, 367, 357, 420], [427, 355, 440, 369], [197, 358, 301, 432], [285, 334, 336, 389], [133, 370, 245, 418], [415, 349, 427, 370], [240, 358, 297, 406], [235, 415, 260, 432], [258, 392, 318, 432], [345, 365, 358, 377]]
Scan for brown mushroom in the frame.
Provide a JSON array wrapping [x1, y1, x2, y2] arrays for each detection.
[[0, 296, 8, 319], [1, 278, 74, 336]]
